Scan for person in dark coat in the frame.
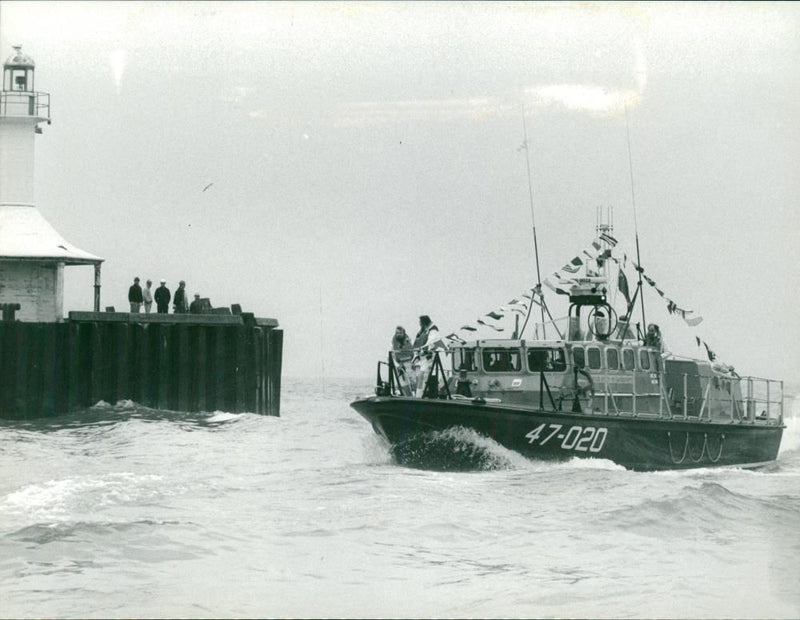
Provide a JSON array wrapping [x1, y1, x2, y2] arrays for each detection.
[[154, 279, 171, 314], [189, 293, 203, 314], [173, 280, 188, 314], [128, 277, 143, 313], [392, 326, 413, 362]]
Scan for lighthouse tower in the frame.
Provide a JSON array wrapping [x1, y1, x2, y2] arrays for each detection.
[[0, 46, 102, 321]]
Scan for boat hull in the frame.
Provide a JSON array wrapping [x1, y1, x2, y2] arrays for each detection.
[[350, 396, 784, 471]]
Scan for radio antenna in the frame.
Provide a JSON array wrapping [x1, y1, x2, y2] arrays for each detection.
[[625, 104, 647, 333], [519, 104, 548, 340]]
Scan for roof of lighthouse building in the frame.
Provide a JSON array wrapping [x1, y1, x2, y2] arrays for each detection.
[[4, 45, 35, 69], [0, 205, 102, 265]]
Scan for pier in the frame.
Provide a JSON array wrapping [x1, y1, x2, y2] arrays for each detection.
[[0, 311, 282, 419]]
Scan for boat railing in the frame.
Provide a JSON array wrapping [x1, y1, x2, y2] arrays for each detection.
[[378, 350, 784, 427], [590, 370, 783, 425]]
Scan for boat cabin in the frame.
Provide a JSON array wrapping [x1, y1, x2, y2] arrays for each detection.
[[385, 336, 761, 422]]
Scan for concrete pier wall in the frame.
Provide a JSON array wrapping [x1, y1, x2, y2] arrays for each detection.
[[0, 313, 282, 419]]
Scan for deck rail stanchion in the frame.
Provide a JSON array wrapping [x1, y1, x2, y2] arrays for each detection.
[[683, 373, 688, 420], [766, 380, 771, 422]]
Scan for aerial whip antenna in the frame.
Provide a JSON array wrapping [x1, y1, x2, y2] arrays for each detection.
[[625, 104, 647, 334], [518, 103, 548, 340]]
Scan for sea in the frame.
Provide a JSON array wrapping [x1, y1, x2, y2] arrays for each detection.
[[1, 378, 798, 619]]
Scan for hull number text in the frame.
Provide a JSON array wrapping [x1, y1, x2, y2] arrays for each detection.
[[525, 423, 608, 453]]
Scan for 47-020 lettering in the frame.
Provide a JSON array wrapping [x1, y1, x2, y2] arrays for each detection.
[[525, 423, 608, 453]]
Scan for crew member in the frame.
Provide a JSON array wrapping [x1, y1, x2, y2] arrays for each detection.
[[154, 279, 171, 314], [128, 277, 143, 313]]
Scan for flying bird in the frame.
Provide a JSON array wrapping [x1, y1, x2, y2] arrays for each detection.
[[202, 183, 214, 192]]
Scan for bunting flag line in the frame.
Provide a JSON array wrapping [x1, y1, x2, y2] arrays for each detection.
[[485, 311, 504, 320], [599, 232, 618, 247], [582, 241, 603, 260], [445, 333, 466, 344], [477, 319, 504, 331], [703, 342, 717, 362], [543, 278, 570, 295], [618, 268, 631, 306], [460, 325, 477, 332]]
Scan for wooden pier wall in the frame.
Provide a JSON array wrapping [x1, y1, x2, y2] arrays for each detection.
[[0, 312, 282, 419]]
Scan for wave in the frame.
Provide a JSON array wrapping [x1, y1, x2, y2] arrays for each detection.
[[2, 472, 166, 520], [389, 426, 532, 472], [600, 480, 800, 534], [5, 519, 177, 545], [0, 400, 264, 434]]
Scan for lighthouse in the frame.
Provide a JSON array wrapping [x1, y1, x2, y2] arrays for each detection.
[[0, 46, 282, 420], [0, 45, 102, 321]]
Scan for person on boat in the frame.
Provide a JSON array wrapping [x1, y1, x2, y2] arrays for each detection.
[[142, 279, 154, 314], [128, 277, 144, 313], [645, 323, 663, 351], [455, 369, 472, 397], [413, 316, 446, 397], [392, 326, 413, 360], [154, 279, 171, 314], [173, 280, 189, 314], [413, 315, 441, 349]]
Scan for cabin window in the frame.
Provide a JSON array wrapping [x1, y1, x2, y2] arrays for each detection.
[[651, 351, 662, 372], [527, 347, 567, 373], [587, 347, 602, 370], [622, 349, 635, 370], [572, 347, 585, 369], [452, 347, 477, 371], [482, 348, 521, 372], [639, 348, 651, 370], [607, 348, 619, 370]]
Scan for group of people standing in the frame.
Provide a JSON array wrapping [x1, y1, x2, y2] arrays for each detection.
[[128, 277, 203, 314], [392, 315, 441, 356], [391, 315, 444, 397]]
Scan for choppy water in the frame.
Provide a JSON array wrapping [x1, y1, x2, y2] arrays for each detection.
[[1, 378, 799, 618]]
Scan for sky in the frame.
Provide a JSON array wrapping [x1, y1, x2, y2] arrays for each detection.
[[1, 1, 798, 381]]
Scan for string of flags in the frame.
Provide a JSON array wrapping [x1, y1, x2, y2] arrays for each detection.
[[614, 257, 704, 328], [543, 235, 618, 294], [443, 288, 544, 345], [442, 232, 719, 363], [614, 256, 716, 360]]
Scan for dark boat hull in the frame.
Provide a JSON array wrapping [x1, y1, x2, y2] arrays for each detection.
[[350, 396, 784, 471]]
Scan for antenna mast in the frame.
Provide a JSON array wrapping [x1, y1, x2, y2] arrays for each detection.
[[520, 104, 547, 339], [625, 105, 647, 333]]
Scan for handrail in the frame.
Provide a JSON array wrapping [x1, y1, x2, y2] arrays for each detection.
[[0, 90, 50, 118], [376, 349, 785, 426]]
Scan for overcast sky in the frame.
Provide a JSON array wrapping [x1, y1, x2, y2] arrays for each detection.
[[1, 1, 798, 381]]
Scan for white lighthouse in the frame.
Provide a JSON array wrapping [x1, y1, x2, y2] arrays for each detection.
[[0, 45, 102, 321]]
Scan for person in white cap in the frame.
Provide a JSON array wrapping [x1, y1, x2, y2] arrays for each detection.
[[154, 279, 171, 314]]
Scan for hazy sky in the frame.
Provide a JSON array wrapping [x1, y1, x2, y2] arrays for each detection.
[[1, 1, 798, 381]]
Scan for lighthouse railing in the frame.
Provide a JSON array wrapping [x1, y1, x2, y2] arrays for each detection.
[[0, 90, 50, 118]]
